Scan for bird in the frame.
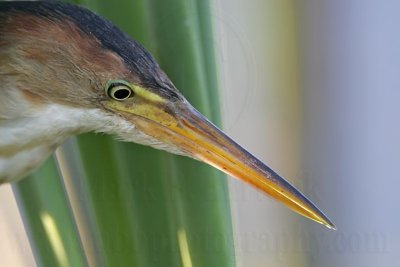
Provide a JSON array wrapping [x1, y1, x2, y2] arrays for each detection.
[[0, 1, 335, 229]]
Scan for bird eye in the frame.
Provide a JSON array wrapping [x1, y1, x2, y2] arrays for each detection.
[[106, 80, 134, 101]]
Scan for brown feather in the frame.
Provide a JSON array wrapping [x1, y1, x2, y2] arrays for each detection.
[[0, 13, 131, 107]]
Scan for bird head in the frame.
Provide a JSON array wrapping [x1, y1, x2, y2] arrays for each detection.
[[0, 1, 334, 229]]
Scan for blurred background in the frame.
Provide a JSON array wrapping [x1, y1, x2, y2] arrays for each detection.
[[0, 0, 398, 266]]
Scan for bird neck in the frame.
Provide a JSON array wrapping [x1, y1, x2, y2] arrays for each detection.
[[0, 102, 100, 156]]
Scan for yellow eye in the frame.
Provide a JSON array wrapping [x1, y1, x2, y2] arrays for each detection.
[[105, 80, 134, 101]]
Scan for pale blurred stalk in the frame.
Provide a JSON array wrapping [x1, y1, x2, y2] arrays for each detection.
[[214, 0, 306, 266]]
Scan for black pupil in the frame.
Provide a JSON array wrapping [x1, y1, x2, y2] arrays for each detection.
[[113, 88, 130, 99]]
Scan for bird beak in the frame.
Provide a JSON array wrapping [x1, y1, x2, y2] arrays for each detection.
[[108, 99, 335, 229]]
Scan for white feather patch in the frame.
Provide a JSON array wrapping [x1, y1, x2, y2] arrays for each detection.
[[0, 102, 186, 182]]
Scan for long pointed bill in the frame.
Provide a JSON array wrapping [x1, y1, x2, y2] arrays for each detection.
[[118, 100, 335, 229]]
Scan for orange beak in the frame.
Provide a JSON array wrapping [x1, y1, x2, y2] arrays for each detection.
[[123, 100, 335, 229]]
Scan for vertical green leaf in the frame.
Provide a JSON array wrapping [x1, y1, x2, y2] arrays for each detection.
[[15, 0, 235, 266], [14, 158, 87, 267], [145, 0, 235, 265]]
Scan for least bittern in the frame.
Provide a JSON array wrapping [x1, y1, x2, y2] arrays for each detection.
[[0, 1, 335, 229]]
